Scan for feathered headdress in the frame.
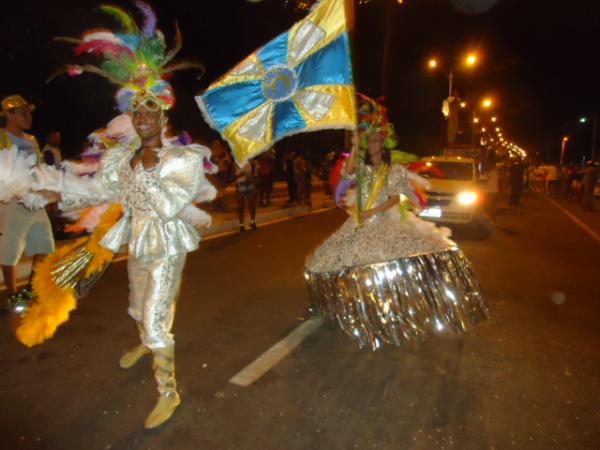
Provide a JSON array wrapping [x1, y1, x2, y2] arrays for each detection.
[[52, 1, 203, 112], [356, 93, 398, 150]]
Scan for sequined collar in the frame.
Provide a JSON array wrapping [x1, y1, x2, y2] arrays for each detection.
[[128, 145, 169, 173]]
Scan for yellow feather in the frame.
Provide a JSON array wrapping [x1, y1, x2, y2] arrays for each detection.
[[16, 204, 123, 347], [16, 240, 83, 347]]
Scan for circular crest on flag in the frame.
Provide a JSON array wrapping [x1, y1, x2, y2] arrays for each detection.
[[261, 65, 299, 102]]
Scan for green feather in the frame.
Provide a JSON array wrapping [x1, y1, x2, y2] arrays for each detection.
[[100, 5, 138, 34], [391, 150, 419, 165], [383, 137, 396, 150], [137, 36, 166, 69], [101, 56, 136, 82]]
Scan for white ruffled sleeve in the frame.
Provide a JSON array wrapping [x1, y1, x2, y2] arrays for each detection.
[[57, 146, 129, 212], [144, 146, 214, 221]]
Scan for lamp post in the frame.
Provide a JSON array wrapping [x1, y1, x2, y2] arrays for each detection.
[[560, 136, 569, 166], [428, 52, 479, 147], [471, 97, 494, 144], [560, 112, 599, 164], [584, 112, 598, 162], [428, 52, 478, 98]]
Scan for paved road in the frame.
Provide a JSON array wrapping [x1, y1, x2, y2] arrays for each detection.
[[1, 191, 598, 450]]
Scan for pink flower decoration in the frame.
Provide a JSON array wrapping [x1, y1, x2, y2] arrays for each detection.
[[67, 65, 84, 76]]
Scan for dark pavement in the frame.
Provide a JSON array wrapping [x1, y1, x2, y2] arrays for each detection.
[[1, 191, 599, 450]]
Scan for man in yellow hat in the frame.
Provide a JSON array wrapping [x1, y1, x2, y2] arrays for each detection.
[[0, 95, 55, 309]]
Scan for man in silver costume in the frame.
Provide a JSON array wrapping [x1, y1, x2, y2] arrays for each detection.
[[50, 95, 215, 428], [41, 1, 214, 428]]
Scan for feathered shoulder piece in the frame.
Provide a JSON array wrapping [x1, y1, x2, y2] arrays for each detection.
[[52, 1, 203, 112]]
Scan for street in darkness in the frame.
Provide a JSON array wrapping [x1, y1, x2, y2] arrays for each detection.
[[1, 191, 598, 450]]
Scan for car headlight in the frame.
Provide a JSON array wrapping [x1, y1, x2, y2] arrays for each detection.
[[456, 191, 478, 205]]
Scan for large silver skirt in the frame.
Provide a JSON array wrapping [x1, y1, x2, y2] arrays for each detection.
[[304, 247, 488, 350]]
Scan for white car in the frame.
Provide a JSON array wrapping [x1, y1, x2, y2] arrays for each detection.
[[418, 156, 485, 225]]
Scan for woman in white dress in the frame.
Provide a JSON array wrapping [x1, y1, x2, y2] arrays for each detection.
[[305, 96, 488, 350]]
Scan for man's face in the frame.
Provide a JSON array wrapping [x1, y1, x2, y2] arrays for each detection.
[[7, 105, 33, 131], [132, 106, 163, 140]]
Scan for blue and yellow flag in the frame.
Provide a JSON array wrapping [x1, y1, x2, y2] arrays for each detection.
[[196, 0, 356, 166]]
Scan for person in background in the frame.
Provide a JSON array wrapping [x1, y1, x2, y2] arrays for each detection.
[[235, 159, 259, 231], [293, 150, 308, 205], [508, 159, 525, 206], [484, 162, 500, 221], [497, 160, 509, 200], [561, 163, 574, 198], [545, 163, 558, 197], [257, 150, 275, 207], [211, 139, 232, 211], [42, 131, 62, 167], [320, 148, 337, 198], [0, 95, 55, 309], [42, 131, 66, 238], [284, 151, 298, 204], [582, 161, 598, 211], [304, 153, 313, 208], [564, 164, 577, 202], [530, 165, 544, 193]]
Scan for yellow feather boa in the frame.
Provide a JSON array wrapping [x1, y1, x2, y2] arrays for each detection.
[[16, 204, 123, 347]]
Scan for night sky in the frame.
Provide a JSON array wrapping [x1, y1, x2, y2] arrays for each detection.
[[1, 0, 599, 163]]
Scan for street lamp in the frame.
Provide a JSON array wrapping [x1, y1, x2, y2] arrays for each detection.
[[560, 113, 598, 163], [428, 50, 484, 149], [470, 96, 494, 144], [577, 113, 598, 162], [427, 50, 480, 97], [491, 116, 497, 122], [465, 53, 478, 67]]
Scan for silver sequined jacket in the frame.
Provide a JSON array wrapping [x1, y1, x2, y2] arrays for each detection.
[[60, 144, 216, 260]]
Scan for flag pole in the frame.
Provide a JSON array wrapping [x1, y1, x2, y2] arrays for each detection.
[[344, 0, 362, 225]]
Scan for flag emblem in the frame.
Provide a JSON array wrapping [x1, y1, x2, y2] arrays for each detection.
[[197, 0, 356, 165]]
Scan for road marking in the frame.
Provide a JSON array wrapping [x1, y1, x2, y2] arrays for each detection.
[[201, 205, 333, 241], [544, 195, 600, 244], [229, 317, 323, 387]]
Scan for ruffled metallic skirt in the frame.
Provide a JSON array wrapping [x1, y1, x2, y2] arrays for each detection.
[[304, 247, 488, 350]]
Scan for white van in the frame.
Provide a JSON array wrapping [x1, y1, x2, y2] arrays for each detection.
[[418, 156, 484, 225]]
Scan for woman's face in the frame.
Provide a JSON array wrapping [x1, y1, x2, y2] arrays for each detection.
[[367, 133, 384, 162]]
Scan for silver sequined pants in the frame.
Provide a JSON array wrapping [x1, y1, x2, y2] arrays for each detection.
[[127, 254, 186, 350]]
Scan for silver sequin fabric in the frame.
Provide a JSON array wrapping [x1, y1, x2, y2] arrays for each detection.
[[99, 145, 209, 259], [128, 253, 186, 349], [60, 144, 213, 259], [60, 143, 215, 351], [305, 249, 488, 350], [304, 164, 487, 349], [305, 164, 454, 273]]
